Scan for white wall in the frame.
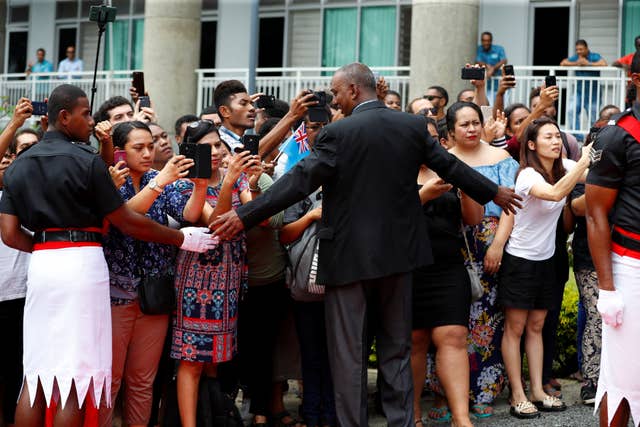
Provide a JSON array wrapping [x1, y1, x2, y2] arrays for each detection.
[[216, 0, 253, 68], [478, 0, 529, 66], [27, 1, 55, 68]]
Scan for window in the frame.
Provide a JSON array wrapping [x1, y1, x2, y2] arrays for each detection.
[[322, 5, 397, 68], [623, 0, 640, 55], [7, 31, 28, 73], [200, 21, 217, 68], [56, 1, 78, 19], [9, 5, 29, 23], [104, 18, 144, 70]]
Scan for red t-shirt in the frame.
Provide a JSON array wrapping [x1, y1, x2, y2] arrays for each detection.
[[616, 53, 634, 77]]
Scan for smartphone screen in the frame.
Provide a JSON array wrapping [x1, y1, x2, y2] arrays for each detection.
[[139, 95, 151, 109], [503, 65, 515, 76], [132, 71, 145, 95], [31, 101, 48, 116], [113, 150, 127, 167]]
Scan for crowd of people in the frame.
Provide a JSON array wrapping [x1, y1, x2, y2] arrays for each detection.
[[0, 38, 639, 427]]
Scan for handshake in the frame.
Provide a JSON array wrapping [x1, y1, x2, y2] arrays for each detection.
[[179, 227, 220, 253]]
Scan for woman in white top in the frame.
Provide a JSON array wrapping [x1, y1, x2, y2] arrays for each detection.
[[489, 117, 591, 419]]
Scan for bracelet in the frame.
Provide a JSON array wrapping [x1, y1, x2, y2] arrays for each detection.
[[249, 187, 261, 193]]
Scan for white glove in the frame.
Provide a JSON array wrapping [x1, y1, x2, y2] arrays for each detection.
[[597, 289, 624, 327], [179, 227, 219, 253]]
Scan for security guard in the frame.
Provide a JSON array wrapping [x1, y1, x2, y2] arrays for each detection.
[[0, 84, 216, 427], [586, 51, 640, 427]]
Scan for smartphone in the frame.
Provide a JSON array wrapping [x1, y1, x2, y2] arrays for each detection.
[[255, 95, 275, 109], [113, 150, 127, 167], [138, 95, 151, 109], [311, 91, 327, 107], [545, 75, 557, 88], [461, 67, 485, 80], [132, 71, 145, 96], [238, 134, 259, 156], [179, 143, 212, 179], [31, 101, 47, 116], [503, 65, 515, 76]]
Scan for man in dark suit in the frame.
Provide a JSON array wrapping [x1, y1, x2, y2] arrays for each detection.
[[213, 63, 521, 427]]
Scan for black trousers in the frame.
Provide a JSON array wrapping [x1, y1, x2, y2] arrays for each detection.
[[0, 298, 24, 425], [237, 279, 288, 416], [324, 273, 413, 427]]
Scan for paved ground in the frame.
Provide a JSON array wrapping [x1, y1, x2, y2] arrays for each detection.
[[278, 371, 636, 427]]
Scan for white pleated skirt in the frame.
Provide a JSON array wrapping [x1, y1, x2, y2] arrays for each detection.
[[595, 252, 640, 426], [22, 246, 112, 409]]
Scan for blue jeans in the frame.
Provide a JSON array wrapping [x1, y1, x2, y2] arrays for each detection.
[[569, 80, 599, 137], [293, 301, 336, 427]]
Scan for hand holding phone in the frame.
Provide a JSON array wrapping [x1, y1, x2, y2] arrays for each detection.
[[31, 101, 48, 116], [235, 135, 260, 156], [138, 96, 151, 109], [113, 149, 127, 167], [179, 143, 212, 179], [503, 65, 515, 77], [132, 71, 145, 96], [461, 67, 485, 81], [544, 75, 557, 88]]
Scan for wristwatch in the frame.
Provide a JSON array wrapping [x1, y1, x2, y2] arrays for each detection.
[[148, 179, 164, 193]]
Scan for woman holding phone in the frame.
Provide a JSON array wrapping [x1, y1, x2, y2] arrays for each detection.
[[100, 121, 209, 427], [489, 117, 591, 418], [170, 120, 261, 427]]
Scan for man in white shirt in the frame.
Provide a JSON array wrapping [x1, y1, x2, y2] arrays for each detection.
[[58, 45, 83, 78]]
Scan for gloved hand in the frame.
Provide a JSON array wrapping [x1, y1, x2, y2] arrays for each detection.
[[597, 289, 624, 327], [179, 227, 219, 253]]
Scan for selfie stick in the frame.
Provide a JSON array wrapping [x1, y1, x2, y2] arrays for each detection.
[[88, 4, 117, 114]]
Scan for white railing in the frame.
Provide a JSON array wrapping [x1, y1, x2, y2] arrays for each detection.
[[195, 66, 412, 116], [0, 71, 132, 111], [196, 66, 629, 138]]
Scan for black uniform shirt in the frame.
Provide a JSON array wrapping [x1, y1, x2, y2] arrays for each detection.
[[0, 131, 123, 230], [587, 102, 640, 235]]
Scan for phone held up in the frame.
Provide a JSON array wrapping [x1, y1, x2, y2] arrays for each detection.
[[179, 143, 212, 179], [545, 75, 557, 88], [235, 134, 260, 156], [255, 95, 275, 110], [461, 67, 485, 81], [503, 64, 515, 76], [113, 150, 127, 168], [31, 101, 48, 116]]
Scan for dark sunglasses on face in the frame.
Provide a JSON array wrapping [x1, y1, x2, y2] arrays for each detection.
[[423, 95, 442, 101]]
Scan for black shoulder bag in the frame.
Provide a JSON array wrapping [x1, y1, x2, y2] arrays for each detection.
[[136, 241, 176, 315]]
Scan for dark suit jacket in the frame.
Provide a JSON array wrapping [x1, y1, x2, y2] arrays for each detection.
[[237, 100, 498, 286]]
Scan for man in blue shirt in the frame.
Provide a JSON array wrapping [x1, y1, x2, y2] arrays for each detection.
[[25, 48, 54, 100], [476, 31, 507, 102], [561, 39, 607, 139]]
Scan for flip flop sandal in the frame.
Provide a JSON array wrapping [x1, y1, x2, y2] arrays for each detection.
[[509, 401, 540, 419], [471, 403, 493, 418], [427, 406, 451, 422], [532, 395, 567, 412]]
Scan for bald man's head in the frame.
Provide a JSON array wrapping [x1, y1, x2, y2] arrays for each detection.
[[330, 63, 378, 116]]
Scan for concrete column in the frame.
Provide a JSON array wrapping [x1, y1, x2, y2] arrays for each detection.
[[143, 0, 201, 132], [410, 0, 479, 102], [27, 1, 56, 67], [215, 0, 253, 68]]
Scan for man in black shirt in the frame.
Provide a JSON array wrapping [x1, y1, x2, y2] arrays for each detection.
[[586, 52, 640, 427], [0, 84, 216, 426]]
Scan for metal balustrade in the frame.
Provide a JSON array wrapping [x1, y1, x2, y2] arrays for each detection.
[[0, 66, 627, 139]]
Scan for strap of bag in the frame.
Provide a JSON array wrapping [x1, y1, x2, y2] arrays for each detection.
[[617, 115, 640, 144], [461, 222, 480, 276]]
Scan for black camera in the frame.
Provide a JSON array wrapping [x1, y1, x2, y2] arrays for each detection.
[[255, 95, 275, 109], [310, 91, 327, 107]]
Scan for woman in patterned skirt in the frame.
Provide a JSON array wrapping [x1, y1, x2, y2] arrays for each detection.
[[170, 120, 261, 427], [447, 102, 519, 418]]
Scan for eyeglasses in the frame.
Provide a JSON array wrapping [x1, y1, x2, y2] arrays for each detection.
[[423, 95, 442, 101]]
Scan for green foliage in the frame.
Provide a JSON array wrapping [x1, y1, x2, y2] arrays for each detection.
[[553, 275, 579, 376]]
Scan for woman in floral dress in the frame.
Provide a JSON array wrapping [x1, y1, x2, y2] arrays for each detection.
[[170, 121, 261, 427]]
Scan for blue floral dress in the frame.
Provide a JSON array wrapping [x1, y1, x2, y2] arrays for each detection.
[[170, 175, 249, 363], [466, 157, 519, 404], [103, 170, 188, 305]]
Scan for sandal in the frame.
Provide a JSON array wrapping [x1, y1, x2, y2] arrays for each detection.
[[510, 400, 540, 419], [427, 406, 451, 422], [471, 403, 493, 419], [532, 395, 567, 412], [543, 383, 563, 398], [273, 411, 302, 427]]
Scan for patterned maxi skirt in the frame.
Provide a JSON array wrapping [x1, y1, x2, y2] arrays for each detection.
[[171, 238, 247, 364]]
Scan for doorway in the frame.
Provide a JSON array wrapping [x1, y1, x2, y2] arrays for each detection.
[[258, 17, 284, 71], [7, 30, 28, 74], [57, 27, 78, 64], [532, 6, 570, 69]]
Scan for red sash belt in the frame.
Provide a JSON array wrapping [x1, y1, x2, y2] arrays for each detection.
[[611, 226, 640, 260]]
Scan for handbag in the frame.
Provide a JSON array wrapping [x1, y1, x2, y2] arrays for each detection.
[[461, 224, 484, 303], [136, 242, 176, 315], [285, 195, 325, 302]]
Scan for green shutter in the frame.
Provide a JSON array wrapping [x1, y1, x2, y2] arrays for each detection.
[[359, 6, 396, 68], [322, 8, 357, 68], [622, 0, 640, 55], [104, 20, 129, 70], [132, 19, 144, 69]]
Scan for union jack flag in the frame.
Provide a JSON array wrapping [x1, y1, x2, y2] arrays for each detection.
[[294, 122, 310, 154]]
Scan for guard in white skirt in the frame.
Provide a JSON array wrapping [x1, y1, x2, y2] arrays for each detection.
[[586, 52, 640, 427], [0, 84, 217, 426]]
